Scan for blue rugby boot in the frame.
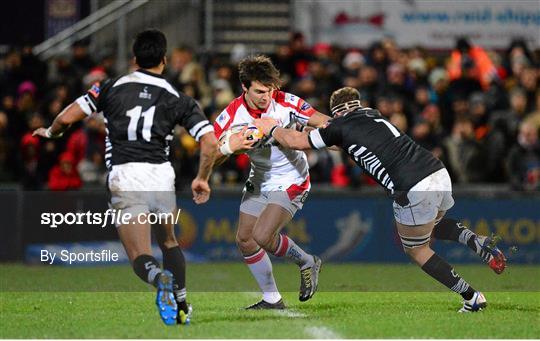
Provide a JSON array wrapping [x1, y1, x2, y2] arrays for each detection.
[[155, 270, 178, 325]]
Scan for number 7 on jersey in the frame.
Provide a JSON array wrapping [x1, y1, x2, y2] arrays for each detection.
[[374, 118, 400, 137]]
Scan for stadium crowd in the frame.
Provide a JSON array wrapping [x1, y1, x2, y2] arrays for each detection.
[[1, 33, 539, 191]]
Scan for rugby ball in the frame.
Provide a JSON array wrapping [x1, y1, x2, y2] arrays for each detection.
[[219, 123, 264, 153]]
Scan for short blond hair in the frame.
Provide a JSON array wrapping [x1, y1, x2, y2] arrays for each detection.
[[330, 87, 362, 116], [330, 87, 361, 110]]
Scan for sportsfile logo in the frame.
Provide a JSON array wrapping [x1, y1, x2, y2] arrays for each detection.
[[40, 209, 181, 228]]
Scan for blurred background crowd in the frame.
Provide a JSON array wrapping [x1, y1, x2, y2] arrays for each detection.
[[1, 32, 539, 191]]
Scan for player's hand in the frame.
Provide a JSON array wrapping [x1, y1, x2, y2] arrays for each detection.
[[33, 126, 63, 139], [191, 177, 211, 204], [229, 126, 256, 153], [32, 127, 49, 138], [253, 117, 279, 135]]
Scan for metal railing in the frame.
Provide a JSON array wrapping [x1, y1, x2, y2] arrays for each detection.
[[32, 0, 149, 60]]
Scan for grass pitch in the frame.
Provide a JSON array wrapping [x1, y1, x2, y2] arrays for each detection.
[[1, 263, 538, 338]]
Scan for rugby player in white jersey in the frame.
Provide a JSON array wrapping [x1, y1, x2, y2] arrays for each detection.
[[214, 56, 330, 309]]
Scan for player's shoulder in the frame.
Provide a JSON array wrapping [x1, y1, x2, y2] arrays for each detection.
[[214, 95, 249, 129], [84, 76, 119, 102], [275, 91, 301, 106], [112, 70, 182, 99], [99, 77, 116, 88], [323, 116, 345, 129], [361, 107, 382, 117], [275, 91, 315, 115], [224, 95, 244, 114], [345, 108, 381, 121], [325, 110, 366, 132]]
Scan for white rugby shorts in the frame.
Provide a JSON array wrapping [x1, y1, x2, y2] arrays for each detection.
[[107, 162, 176, 226], [393, 168, 454, 226], [240, 178, 310, 218]]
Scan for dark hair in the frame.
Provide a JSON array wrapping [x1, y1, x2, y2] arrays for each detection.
[[456, 37, 471, 53], [132, 29, 167, 69], [238, 55, 280, 89]]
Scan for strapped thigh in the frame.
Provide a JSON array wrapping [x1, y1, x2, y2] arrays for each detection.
[[399, 232, 432, 249]]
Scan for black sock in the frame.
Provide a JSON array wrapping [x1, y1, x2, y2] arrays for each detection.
[[163, 246, 187, 304], [133, 254, 162, 287], [433, 218, 479, 252], [421, 253, 476, 300]]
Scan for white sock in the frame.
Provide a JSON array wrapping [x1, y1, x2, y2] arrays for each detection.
[[273, 234, 314, 269], [458, 228, 476, 246], [148, 267, 162, 285], [244, 248, 281, 304]]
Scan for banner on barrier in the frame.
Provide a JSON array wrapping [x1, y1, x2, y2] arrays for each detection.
[[172, 196, 539, 264], [293, 0, 540, 48], [24, 194, 539, 264]]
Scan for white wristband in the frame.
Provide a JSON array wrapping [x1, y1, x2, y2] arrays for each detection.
[[46, 127, 63, 139], [219, 139, 233, 156]]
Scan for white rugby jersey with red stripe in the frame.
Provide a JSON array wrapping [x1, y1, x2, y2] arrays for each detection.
[[214, 91, 315, 193]]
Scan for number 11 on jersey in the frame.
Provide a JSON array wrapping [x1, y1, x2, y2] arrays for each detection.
[[126, 106, 155, 141]]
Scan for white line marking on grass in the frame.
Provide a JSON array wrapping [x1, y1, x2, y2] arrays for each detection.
[[304, 326, 342, 339], [242, 292, 341, 338], [243, 292, 306, 317]]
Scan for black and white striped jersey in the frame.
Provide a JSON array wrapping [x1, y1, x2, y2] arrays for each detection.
[[308, 108, 444, 193], [75, 69, 213, 169]]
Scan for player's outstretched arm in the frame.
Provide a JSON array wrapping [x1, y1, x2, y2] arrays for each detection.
[[32, 102, 87, 139], [254, 118, 312, 151], [213, 153, 230, 168], [272, 127, 312, 150], [304, 112, 343, 150], [192, 132, 218, 204], [307, 111, 330, 128]]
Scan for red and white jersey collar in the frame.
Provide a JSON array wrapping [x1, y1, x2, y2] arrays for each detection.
[[241, 91, 277, 118]]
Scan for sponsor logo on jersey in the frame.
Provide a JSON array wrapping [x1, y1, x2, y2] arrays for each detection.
[[285, 93, 299, 106], [216, 111, 230, 129], [89, 82, 101, 98], [300, 102, 311, 111], [139, 86, 152, 99], [299, 191, 309, 203]]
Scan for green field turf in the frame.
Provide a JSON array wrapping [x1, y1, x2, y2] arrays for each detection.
[[1, 263, 539, 338]]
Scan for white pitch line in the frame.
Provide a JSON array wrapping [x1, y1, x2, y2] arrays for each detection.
[[242, 292, 341, 338], [243, 292, 306, 317], [304, 326, 342, 339]]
